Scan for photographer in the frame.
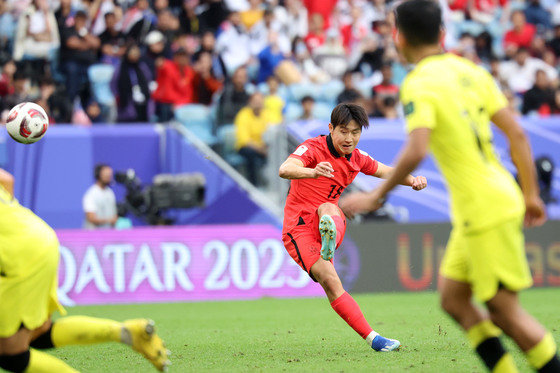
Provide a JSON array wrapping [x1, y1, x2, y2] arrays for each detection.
[[83, 163, 118, 229]]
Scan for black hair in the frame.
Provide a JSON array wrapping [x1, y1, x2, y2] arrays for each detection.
[[330, 103, 369, 130], [13, 70, 27, 81], [174, 47, 188, 57], [395, 0, 442, 47], [301, 95, 315, 104], [39, 76, 55, 87], [381, 60, 393, 69], [75, 10, 87, 19], [94, 163, 110, 181], [383, 96, 396, 107]]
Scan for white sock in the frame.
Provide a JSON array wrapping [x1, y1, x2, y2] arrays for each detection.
[[366, 331, 379, 346]]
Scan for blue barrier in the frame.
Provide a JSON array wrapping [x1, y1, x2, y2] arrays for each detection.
[[1, 125, 278, 229], [288, 117, 560, 223]]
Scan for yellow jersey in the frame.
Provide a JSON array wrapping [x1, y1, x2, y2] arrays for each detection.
[[0, 185, 55, 241], [234, 107, 273, 150], [264, 95, 284, 125], [400, 53, 524, 232]]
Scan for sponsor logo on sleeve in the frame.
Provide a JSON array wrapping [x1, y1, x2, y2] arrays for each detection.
[[293, 145, 308, 156]]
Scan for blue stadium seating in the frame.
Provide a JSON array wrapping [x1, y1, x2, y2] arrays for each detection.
[[88, 64, 116, 107], [174, 104, 217, 145], [317, 80, 344, 104], [216, 124, 244, 168], [284, 102, 303, 122], [313, 102, 334, 121], [288, 82, 319, 102]]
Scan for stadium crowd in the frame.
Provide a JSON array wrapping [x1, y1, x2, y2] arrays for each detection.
[[1, 0, 560, 181]]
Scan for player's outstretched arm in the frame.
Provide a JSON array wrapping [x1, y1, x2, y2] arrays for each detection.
[[340, 128, 430, 218], [0, 168, 14, 198], [491, 108, 547, 227], [373, 162, 427, 190], [279, 157, 334, 180]]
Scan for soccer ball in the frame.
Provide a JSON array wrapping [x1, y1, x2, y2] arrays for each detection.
[[5, 102, 49, 144]]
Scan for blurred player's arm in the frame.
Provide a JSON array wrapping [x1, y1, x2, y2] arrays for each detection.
[[279, 157, 334, 179], [0, 168, 14, 198], [492, 108, 546, 227], [373, 162, 427, 190], [340, 128, 430, 217]]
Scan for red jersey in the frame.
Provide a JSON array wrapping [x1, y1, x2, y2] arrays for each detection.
[[503, 24, 536, 49], [282, 135, 378, 233], [152, 59, 196, 105]]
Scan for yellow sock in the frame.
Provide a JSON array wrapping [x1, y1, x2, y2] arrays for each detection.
[[526, 332, 558, 370], [52, 316, 122, 347], [493, 354, 517, 373], [467, 320, 502, 348], [25, 349, 78, 373], [466, 320, 518, 372]]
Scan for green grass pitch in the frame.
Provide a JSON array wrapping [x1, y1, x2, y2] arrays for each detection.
[[48, 288, 560, 372]]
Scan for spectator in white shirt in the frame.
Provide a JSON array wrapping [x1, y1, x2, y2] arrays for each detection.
[[82, 164, 118, 229], [274, 0, 307, 41], [498, 47, 558, 94], [13, 0, 59, 62], [249, 8, 290, 56], [215, 11, 251, 75]]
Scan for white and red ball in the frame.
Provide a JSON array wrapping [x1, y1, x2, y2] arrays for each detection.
[[6, 102, 49, 144]]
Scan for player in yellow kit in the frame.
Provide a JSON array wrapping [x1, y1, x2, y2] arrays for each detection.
[[340, 1, 560, 372], [0, 169, 170, 372]]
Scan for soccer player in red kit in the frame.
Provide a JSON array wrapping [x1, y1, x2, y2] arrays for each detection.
[[279, 103, 427, 351]]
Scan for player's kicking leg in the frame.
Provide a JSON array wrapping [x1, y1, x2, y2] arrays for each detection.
[[313, 202, 400, 352], [27, 316, 170, 372]]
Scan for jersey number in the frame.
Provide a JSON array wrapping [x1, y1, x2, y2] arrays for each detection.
[[327, 185, 344, 199], [465, 107, 488, 161]]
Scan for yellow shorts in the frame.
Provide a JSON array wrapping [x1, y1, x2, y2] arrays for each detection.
[[440, 215, 533, 302], [0, 225, 66, 338]]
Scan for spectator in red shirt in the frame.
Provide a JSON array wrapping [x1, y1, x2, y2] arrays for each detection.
[[192, 51, 223, 105], [152, 48, 195, 122], [302, 0, 337, 27], [0, 60, 15, 97], [470, 0, 509, 24], [371, 62, 399, 117], [448, 0, 468, 12], [339, 6, 369, 53], [504, 10, 536, 57], [372, 62, 399, 100], [304, 13, 325, 53]]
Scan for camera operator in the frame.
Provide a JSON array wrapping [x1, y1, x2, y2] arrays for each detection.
[[83, 164, 118, 229]]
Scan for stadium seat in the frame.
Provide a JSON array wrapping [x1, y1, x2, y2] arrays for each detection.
[[216, 124, 245, 168], [88, 64, 116, 107], [288, 83, 318, 103], [257, 82, 269, 95], [174, 104, 217, 145], [284, 102, 303, 123], [356, 79, 374, 99], [317, 80, 344, 104], [312, 102, 334, 121]]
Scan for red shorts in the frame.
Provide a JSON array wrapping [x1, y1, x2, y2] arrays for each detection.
[[282, 209, 346, 282]]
